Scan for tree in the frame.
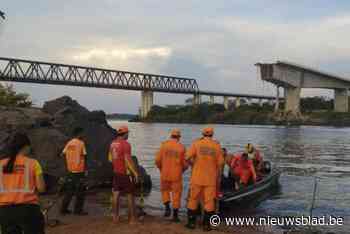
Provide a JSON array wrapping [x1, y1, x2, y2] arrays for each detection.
[[0, 83, 32, 107]]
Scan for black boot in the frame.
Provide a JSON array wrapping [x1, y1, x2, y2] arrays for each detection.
[[172, 209, 180, 223], [164, 202, 171, 217], [185, 209, 197, 229], [203, 212, 215, 232]]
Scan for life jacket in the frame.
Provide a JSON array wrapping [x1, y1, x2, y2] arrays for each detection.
[[230, 154, 256, 184], [64, 138, 86, 173], [0, 155, 38, 206]]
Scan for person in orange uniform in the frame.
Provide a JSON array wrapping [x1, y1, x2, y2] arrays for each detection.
[[230, 152, 256, 190], [245, 143, 264, 178], [109, 125, 139, 224], [185, 127, 224, 231], [60, 127, 88, 215], [155, 128, 187, 222], [0, 133, 46, 234]]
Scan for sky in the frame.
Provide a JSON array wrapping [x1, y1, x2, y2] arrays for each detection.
[[1, 0, 350, 114]]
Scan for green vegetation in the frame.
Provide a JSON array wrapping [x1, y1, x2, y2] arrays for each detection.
[[0, 83, 32, 107], [136, 96, 350, 126], [139, 103, 276, 125]]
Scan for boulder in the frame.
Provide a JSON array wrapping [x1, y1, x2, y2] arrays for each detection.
[[0, 96, 151, 193], [0, 97, 116, 190]]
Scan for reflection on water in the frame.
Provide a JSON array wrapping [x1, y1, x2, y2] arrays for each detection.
[[109, 121, 350, 233]]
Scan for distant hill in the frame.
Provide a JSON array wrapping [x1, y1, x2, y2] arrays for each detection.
[[106, 113, 137, 120]]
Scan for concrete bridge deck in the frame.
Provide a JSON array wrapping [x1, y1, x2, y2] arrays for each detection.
[[256, 61, 350, 113]]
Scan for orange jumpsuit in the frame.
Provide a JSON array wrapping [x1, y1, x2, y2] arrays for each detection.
[[186, 137, 224, 212], [155, 139, 186, 209]]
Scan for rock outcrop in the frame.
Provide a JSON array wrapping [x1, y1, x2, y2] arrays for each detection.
[[0, 96, 117, 189]]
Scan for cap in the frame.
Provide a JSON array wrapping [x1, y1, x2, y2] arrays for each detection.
[[117, 125, 129, 135], [202, 127, 214, 136]]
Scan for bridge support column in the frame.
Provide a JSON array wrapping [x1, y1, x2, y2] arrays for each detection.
[[209, 96, 215, 105], [246, 98, 252, 106], [193, 94, 202, 105], [259, 99, 263, 107], [284, 87, 301, 114], [141, 90, 154, 118], [235, 98, 241, 108], [223, 97, 229, 110], [274, 86, 280, 112], [334, 88, 349, 112]]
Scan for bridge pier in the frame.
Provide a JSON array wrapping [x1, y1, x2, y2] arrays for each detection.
[[193, 94, 202, 105], [259, 99, 263, 107], [223, 97, 229, 110], [334, 88, 349, 112], [284, 87, 301, 114], [209, 96, 215, 105], [274, 86, 280, 112], [141, 90, 154, 118], [235, 98, 241, 108]]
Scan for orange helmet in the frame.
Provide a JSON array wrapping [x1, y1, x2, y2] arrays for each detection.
[[202, 127, 214, 136], [117, 125, 129, 135], [170, 128, 181, 137]]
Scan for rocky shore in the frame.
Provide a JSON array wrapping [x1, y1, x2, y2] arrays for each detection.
[[0, 96, 128, 190]]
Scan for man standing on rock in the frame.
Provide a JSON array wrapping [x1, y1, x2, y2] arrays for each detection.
[[60, 127, 88, 215], [109, 125, 139, 224], [155, 128, 187, 222], [185, 127, 224, 231]]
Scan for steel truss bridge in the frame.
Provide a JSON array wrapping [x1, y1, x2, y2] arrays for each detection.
[[0, 57, 277, 100]]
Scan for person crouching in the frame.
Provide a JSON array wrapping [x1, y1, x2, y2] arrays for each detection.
[[229, 152, 256, 190]]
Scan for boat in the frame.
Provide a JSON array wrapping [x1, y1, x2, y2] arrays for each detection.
[[219, 162, 281, 209]]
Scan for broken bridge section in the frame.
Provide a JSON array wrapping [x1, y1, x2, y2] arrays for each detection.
[[256, 61, 350, 114]]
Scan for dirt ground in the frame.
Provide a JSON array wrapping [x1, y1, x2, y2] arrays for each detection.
[[46, 214, 282, 234], [43, 192, 282, 234]]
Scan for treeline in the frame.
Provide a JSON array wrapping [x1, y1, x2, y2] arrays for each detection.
[[136, 96, 348, 125], [0, 83, 32, 107]]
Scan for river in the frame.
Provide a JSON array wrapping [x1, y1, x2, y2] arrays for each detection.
[[109, 121, 350, 233]]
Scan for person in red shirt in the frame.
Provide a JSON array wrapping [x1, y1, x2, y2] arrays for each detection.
[[230, 153, 257, 190], [109, 125, 139, 224]]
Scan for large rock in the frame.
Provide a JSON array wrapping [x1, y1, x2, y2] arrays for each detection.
[[42, 96, 118, 184], [0, 96, 119, 189]]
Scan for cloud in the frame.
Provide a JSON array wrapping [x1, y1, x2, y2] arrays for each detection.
[[1, 1, 350, 113], [72, 46, 171, 62]]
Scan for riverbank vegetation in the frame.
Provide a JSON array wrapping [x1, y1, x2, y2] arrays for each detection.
[[0, 83, 32, 107], [135, 96, 350, 126]]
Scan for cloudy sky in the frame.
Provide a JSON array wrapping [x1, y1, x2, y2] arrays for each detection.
[[1, 0, 350, 113]]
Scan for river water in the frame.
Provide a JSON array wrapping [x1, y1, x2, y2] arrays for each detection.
[[109, 121, 350, 233]]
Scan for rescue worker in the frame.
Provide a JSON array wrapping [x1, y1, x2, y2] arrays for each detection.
[[245, 143, 263, 173], [60, 127, 88, 215], [155, 128, 187, 222], [0, 133, 46, 234], [230, 152, 256, 190], [109, 125, 140, 224], [185, 127, 224, 231]]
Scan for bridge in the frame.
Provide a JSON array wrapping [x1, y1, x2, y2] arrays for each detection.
[[0, 57, 278, 117], [256, 61, 350, 114]]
